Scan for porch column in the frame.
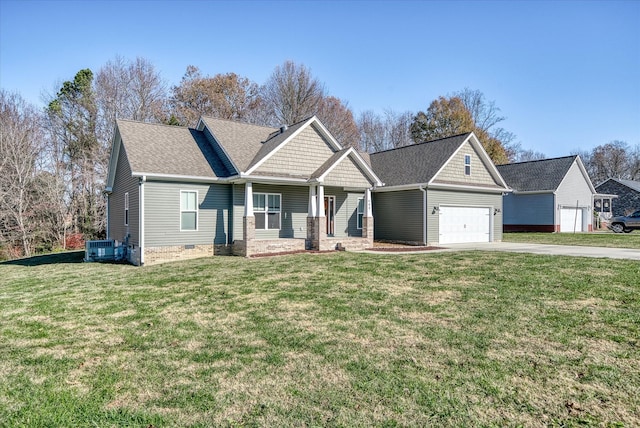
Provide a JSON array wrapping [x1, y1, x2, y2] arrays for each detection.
[[243, 182, 255, 257], [317, 184, 325, 217], [244, 182, 254, 217], [363, 188, 374, 242], [308, 185, 317, 217]]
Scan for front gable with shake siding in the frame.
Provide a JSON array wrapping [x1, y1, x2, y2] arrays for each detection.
[[105, 116, 381, 265], [370, 132, 511, 245]]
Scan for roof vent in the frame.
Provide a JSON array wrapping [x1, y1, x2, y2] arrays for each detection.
[[280, 125, 288, 133]]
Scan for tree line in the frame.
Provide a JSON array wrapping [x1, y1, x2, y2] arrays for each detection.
[[1, 57, 637, 259]]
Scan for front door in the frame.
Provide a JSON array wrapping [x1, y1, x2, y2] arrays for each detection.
[[324, 196, 335, 236]]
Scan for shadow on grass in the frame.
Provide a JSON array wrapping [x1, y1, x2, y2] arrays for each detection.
[[1, 251, 85, 266]]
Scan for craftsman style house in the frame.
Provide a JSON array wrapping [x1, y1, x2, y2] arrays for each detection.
[[106, 118, 510, 265], [106, 116, 381, 265]]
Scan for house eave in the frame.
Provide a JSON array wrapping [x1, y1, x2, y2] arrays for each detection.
[[131, 171, 226, 183]]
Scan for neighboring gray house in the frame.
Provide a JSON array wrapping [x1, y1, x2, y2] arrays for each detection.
[[106, 116, 381, 265], [370, 133, 510, 245], [496, 155, 596, 232], [595, 178, 640, 216]]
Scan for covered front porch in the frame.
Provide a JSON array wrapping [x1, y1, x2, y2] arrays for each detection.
[[232, 181, 374, 257]]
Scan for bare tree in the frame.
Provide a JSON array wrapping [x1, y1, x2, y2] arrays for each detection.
[[0, 90, 44, 256], [316, 96, 359, 147], [357, 109, 413, 152], [261, 61, 325, 126], [96, 56, 168, 141], [171, 66, 260, 127], [357, 110, 386, 152]]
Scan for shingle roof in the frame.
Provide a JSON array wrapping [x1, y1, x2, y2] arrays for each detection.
[[369, 133, 472, 186], [496, 155, 577, 192], [310, 149, 350, 180], [117, 119, 229, 178], [199, 117, 277, 172], [597, 178, 640, 193]]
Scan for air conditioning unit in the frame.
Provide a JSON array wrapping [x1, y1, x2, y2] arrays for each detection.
[[85, 240, 116, 262]]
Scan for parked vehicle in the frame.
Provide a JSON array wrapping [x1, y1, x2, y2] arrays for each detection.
[[608, 210, 640, 233]]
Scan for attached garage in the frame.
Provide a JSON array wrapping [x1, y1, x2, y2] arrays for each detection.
[[559, 207, 585, 232], [439, 206, 491, 244]]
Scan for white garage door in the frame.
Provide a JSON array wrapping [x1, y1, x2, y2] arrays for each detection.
[[439, 206, 491, 244], [560, 208, 584, 232]]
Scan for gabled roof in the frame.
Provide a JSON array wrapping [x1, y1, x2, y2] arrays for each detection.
[[115, 119, 229, 179], [596, 178, 640, 193], [496, 155, 578, 192], [198, 117, 277, 173], [370, 134, 472, 186]]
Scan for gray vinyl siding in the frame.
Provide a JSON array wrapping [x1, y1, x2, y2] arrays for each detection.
[[373, 190, 424, 243], [108, 145, 139, 246], [502, 193, 554, 225], [325, 187, 364, 238], [427, 189, 503, 243], [234, 184, 309, 240], [144, 182, 231, 246], [203, 126, 236, 175]]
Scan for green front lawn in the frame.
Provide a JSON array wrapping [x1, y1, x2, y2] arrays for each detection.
[[1, 251, 638, 427], [504, 231, 640, 249]]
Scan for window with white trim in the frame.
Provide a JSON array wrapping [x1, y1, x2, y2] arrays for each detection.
[[357, 197, 364, 229], [124, 192, 129, 226], [464, 154, 471, 176], [180, 190, 198, 231], [253, 193, 281, 230]]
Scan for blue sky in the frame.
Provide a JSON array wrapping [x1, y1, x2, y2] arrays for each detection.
[[1, 0, 638, 157]]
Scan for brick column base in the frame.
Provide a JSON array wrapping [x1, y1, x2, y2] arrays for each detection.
[[243, 216, 255, 257]]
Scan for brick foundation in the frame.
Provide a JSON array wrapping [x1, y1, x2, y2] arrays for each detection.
[[144, 244, 231, 265]]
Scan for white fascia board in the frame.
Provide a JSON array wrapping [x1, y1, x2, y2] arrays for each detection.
[[316, 148, 383, 187], [574, 156, 597, 194], [373, 183, 428, 193], [235, 173, 308, 185], [427, 182, 510, 194], [309, 116, 344, 151], [244, 117, 316, 175], [132, 172, 226, 183], [106, 126, 122, 190], [511, 189, 555, 195]]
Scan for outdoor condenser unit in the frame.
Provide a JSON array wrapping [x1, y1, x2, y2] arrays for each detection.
[[85, 239, 116, 262]]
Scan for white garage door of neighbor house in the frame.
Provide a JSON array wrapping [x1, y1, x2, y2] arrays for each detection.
[[560, 208, 584, 232], [439, 206, 491, 244]]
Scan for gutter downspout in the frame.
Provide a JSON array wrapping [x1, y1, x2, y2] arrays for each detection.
[[553, 191, 558, 233], [419, 185, 427, 245], [140, 176, 146, 265]]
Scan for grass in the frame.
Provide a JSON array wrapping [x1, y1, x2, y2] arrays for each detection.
[[503, 231, 640, 249], [1, 251, 639, 427]]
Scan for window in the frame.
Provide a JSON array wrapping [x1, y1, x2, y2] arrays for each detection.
[[180, 191, 198, 231], [124, 193, 129, 226], [254, 193, 281, 230], [464, 154, 471, 175], [357, 197, 364, 229]]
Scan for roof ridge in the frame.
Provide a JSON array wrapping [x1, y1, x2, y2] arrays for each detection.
[[116, 118, 193, 130], [371, 132, 472, 155], [200, 116, 277, 131], [497, 154, 577, 167]]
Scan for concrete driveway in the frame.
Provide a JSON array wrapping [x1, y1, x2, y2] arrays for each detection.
[[441, 242, 640, 260]]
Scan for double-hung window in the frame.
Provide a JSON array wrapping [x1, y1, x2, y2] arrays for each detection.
[[357, 197, 364, 229], [254, 193, 281, 230], [464, 154, 471, 176], [180, 190, 198, 231], [124, 192, 129, 226]]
